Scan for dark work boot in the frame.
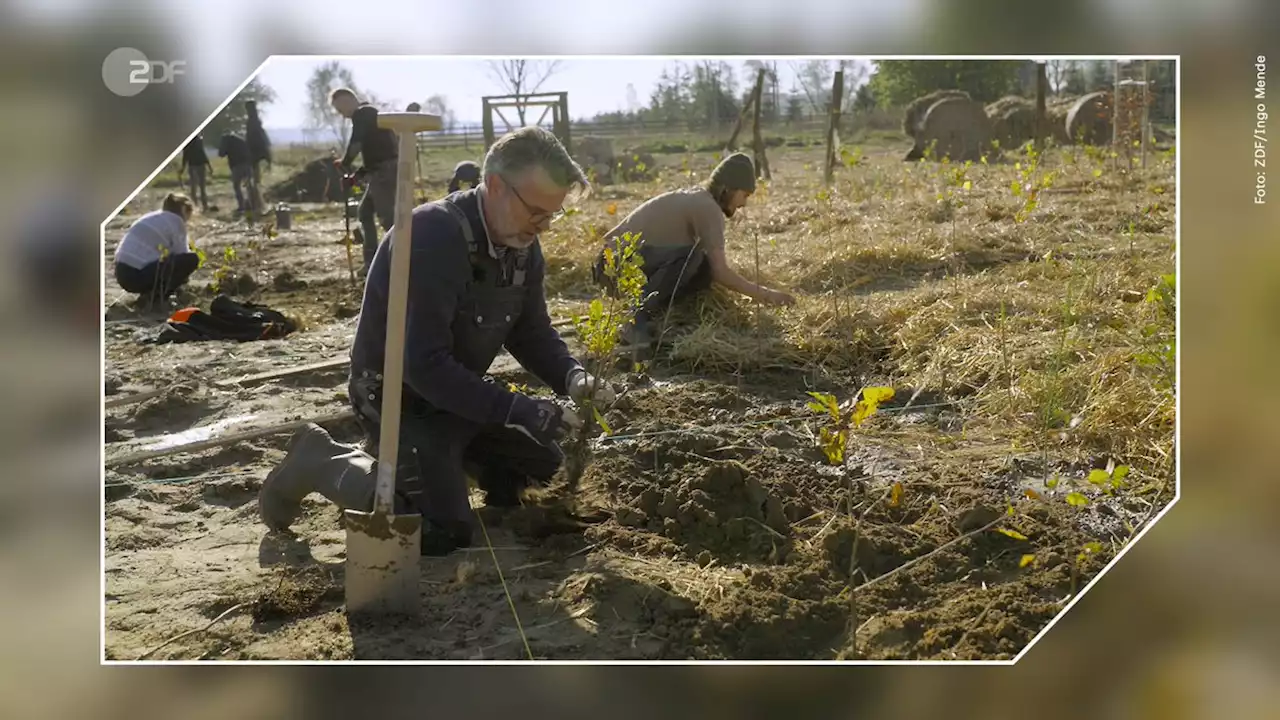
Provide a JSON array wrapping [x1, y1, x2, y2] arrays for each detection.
[[476, 462, 538, 509], [421, 519, 473, 556], [258, 423, 379, 531]]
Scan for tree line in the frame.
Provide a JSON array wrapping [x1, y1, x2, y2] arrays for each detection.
[[200, 58, 1176, 150]]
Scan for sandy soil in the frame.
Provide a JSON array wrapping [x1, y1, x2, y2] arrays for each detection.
[[103, 141, 1172, 661]]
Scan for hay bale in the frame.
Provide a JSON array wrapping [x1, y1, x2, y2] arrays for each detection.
[[265, 157, 345, 204], [575, 136, 615, 167], [903, 89, 972, 139], [985, 95, 1037, 147], [1046, 96, 1077, 144], [614, 149, 658, 182], [573, 136, 657, 184], [906, 96, 994, 163], [1066, 91, 1113, 146], [575, 136, 617, 184]]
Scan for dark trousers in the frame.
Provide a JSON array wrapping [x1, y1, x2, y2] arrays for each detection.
[[115, 253, 200, 299], [349, 374, 561, 535], [358, 161, 398, 272], [595, 245, 715, 318], [230, 163, 253, 213], [186, 164, 209, 208]]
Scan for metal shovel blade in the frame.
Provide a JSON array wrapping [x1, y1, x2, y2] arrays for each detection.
[[343, 508, 422, 616]]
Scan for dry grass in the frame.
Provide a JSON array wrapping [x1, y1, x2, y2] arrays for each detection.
[[540, 136, 1175, 477]]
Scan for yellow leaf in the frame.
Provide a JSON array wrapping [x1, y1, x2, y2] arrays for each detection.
[[607, 203, 617, 215], [962, 180, 971, 191], [850, 386, 894, 427], [1024, 488, 1042, 500], [889, 482, 903, 508], [1019, 554, 1036, 568], [997, 528, 1028, 541], [593, 407, 612, 435]]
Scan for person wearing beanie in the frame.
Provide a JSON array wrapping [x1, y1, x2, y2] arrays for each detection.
[[448, 160, 482, 193], [593, 151, 795, 355]]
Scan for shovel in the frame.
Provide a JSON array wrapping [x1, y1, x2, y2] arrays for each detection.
[[343, 110, 443, 617]]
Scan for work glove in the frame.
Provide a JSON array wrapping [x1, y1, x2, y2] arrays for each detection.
[[504, 395, 582, 449], [567, 368, 617, 408]]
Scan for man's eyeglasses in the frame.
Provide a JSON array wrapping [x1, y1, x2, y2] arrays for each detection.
[[505, 179, 564, 224]]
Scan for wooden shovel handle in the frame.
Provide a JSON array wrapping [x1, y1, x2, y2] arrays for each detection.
[[371, 112, 441, 515]]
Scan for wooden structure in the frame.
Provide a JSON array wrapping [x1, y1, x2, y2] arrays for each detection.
[[481, 92, 571, 154], [724, 67, 772, 180], [1035, 62, 1048, 152], [824, 69, 845, 184]]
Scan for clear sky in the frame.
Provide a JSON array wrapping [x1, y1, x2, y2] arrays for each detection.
[[252, 57, 868, 129]]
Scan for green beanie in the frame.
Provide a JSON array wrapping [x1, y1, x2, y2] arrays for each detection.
[[709, 152, 756, 194]]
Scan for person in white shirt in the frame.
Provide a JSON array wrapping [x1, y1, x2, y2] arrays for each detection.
[[113, 192, 201, 304]]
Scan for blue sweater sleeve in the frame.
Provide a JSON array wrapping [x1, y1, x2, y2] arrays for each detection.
[[399, 209, 518, 425], [504, 245, 583, 396]]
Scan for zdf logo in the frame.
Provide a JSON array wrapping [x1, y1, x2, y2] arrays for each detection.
[[102, 47, 186, 97]]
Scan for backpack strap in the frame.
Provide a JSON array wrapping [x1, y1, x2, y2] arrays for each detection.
[[512, 250, 527, 288], [438, 198, 480, 258], [437, 196, 529, 288]]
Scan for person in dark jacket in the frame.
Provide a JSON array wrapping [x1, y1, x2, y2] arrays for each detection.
[[258, 127, 615, 556], [217, 132, 254, 213], [245, 100, 272, 213], [448, 160, 482, 193], [329, 87, 399, 273], [177, 134, 211, 211]]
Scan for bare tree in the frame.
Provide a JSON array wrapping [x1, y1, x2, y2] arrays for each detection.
[[836, 60, 870, 115], [486, 60, 562, 125], [1047, 60, 1070, 94], [305, 61, 360, 147], [791, 60, 833, 115], [422, 94, 457, 131]]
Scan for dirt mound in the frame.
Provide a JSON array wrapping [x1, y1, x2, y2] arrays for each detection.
[[906, 96, 994, 162], [1066, 91, 1113, 145], [266, 157, 345, 204], [692, 564, 848, 659], [614, 460, 792, 563]]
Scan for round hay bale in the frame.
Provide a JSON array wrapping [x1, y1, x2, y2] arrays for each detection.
[[576, 136, 615, 165], [1066, 91, 1113, 146], [909, 96, 993, 163], [985, 96, 1037, 147], [903, 89, 972, 139], [575, 136, 618, 184], [614, 149, 658, 182], [1047, 96, 1077, 144], [265, 157, 344, 203]]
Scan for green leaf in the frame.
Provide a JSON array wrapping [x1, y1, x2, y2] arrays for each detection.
[[997, 528, 1028, 541], [593, 407, 611, 435], [1087, 469, 1111, 486], [1083, 541, 1104, 554], [1066, 492, 1089, 507], [1045, 474, 1059, 490], [1111, 465, 1130, 487]]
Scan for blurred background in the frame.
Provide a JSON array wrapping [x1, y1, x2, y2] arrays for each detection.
[[1, 0, 1276, 716]]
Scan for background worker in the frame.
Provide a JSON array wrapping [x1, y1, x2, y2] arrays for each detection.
[[330, 88, 400, 273], [595, 152, 795, 351]]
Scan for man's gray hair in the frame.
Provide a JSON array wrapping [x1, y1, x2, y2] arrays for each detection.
[[482, 126, 590, 198]]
